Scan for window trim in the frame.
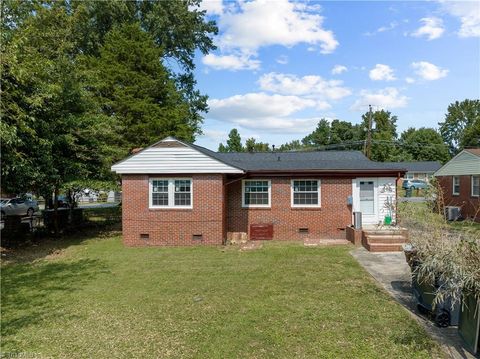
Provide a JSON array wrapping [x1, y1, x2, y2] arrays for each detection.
[[471, 175, 480, 197], [291, 179, 321, 208], [241, 179, 271, 208], [452, 176, 460, 196], [149, 178, 193, 209]]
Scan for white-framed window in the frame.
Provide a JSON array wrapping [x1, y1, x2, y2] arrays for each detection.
[[405, 173, 414, 180], [452, 176, 460, 196], [242, 180, 271, 208], [417, 173, 426, 180], [472, 175, 480, 197], [291, 179, 321, 207], [149, 178, 192, 209]]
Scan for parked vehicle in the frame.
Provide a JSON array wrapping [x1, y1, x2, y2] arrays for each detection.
[[0, 198, 39, 218], [402, 179, 429, 190]]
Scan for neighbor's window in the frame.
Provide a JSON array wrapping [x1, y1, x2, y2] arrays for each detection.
[[472, 175, 480, 197], [292, 180, 320, 207], [243, 180, 270, 207], [150, 178, 192, 208], [405, 173, 414, 180], [452, 176, 460, 195]]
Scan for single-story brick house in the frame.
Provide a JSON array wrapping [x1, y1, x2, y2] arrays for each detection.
[[111, 137, 407, 246], [435, 148, 480, 222]]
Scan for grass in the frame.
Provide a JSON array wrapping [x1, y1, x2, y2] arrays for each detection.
[[1, 234, 443, 358]]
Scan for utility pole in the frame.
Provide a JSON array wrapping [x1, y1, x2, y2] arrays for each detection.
[[365, 104, 373, 159]]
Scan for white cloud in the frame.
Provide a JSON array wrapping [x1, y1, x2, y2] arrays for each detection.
[[412, 17, 445, 40], [276, 55, 289, 65], [369, 64, 396, 81], [217, 0, 338, 54], [440, 1, 480, 37], [203, 0, 339, 71], [331, 65, 348, 75], [231, 117, 324, 133], [200, 129, 227, 143], [202, 53, 260, 71], [351, 87, 408, 111], [364, 21, 398, 36], [405, 77, 415, 84], [197, 0, 224, 15], [206, 92, 330, 133], [258, 72, 351, 100], [411, 61, 449, 80], [208, 92, 316, 120]]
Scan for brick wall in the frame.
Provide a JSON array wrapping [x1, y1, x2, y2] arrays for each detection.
[[437, 175, 480, 222], [226, 178, 353, 240], [121, 174, 225, 246]]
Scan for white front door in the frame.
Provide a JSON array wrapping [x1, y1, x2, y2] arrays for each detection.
[[353, 178, 379, 225]]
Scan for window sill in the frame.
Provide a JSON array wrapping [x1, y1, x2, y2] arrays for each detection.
[[291, 206, 322, 210], [241, 206, 271, 210], [149, 207, 193, 211]]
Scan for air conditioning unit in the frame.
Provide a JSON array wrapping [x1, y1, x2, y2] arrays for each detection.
[[444, 206, 461, 221]]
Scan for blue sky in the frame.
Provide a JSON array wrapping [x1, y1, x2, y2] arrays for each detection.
[[191, 0, 480, 150]]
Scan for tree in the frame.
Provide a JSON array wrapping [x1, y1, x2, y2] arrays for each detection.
[[245, 138, 270, 152], [226, 129, 243, 152], [361, 110, 399, 161], [82, 22, 194, 151], [302, 119, 330, 147], [439, 99, 480, 155], [0, 0, 218, 198], [218, 129, 243, 152], [278, 140, 304, 151], [400, 128, 450, 163]]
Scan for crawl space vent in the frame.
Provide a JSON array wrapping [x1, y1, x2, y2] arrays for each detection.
[[298, 228, 309, 234], [192, 234, 203, 241], [140, 233, 149, 240]]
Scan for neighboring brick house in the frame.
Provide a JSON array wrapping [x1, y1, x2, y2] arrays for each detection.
[[435, 148, 480, 222], [111, 137, 406, 246]]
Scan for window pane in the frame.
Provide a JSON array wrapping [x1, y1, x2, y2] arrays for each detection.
[[152, 193, 168, 206], [245, 192, 268, 205], [152, 180, 168, 193], [360, 181, 374, 214], [174, 193, 191, 206], [174, 180, 190, 192]]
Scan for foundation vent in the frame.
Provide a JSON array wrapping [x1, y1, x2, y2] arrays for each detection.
[[140, 233, 149, 240], [192, 234, 203, 241], [298, 228, 309, 234]]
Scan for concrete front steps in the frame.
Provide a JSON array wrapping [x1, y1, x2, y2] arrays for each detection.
[[362, 228, 409, 252]]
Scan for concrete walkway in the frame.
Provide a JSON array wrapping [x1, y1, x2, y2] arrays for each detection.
[[351, 247, 477, 359]]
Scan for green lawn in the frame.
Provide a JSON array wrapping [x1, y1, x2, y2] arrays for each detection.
[[1, 234, 442, 358]]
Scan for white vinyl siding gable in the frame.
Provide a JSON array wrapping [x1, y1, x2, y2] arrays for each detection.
[[112, 139, 243, 174], [435, 150, 480, 176]]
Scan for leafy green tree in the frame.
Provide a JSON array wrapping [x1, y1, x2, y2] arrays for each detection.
[[361, 110, 399, 161], [82, 22, 193, 150], [245, 138, 270, 152], [302, 119, 330, 147], [218, 129, 243, 152], [278, 140, 305, 151], [400, 128, 450, 163], [226, 129, 243, 152], [439, 99, 480, 154]]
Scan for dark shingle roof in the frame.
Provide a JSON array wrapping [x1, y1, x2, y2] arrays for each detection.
[[191, 144, 407, 172], [385, 161, 442, 173]]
